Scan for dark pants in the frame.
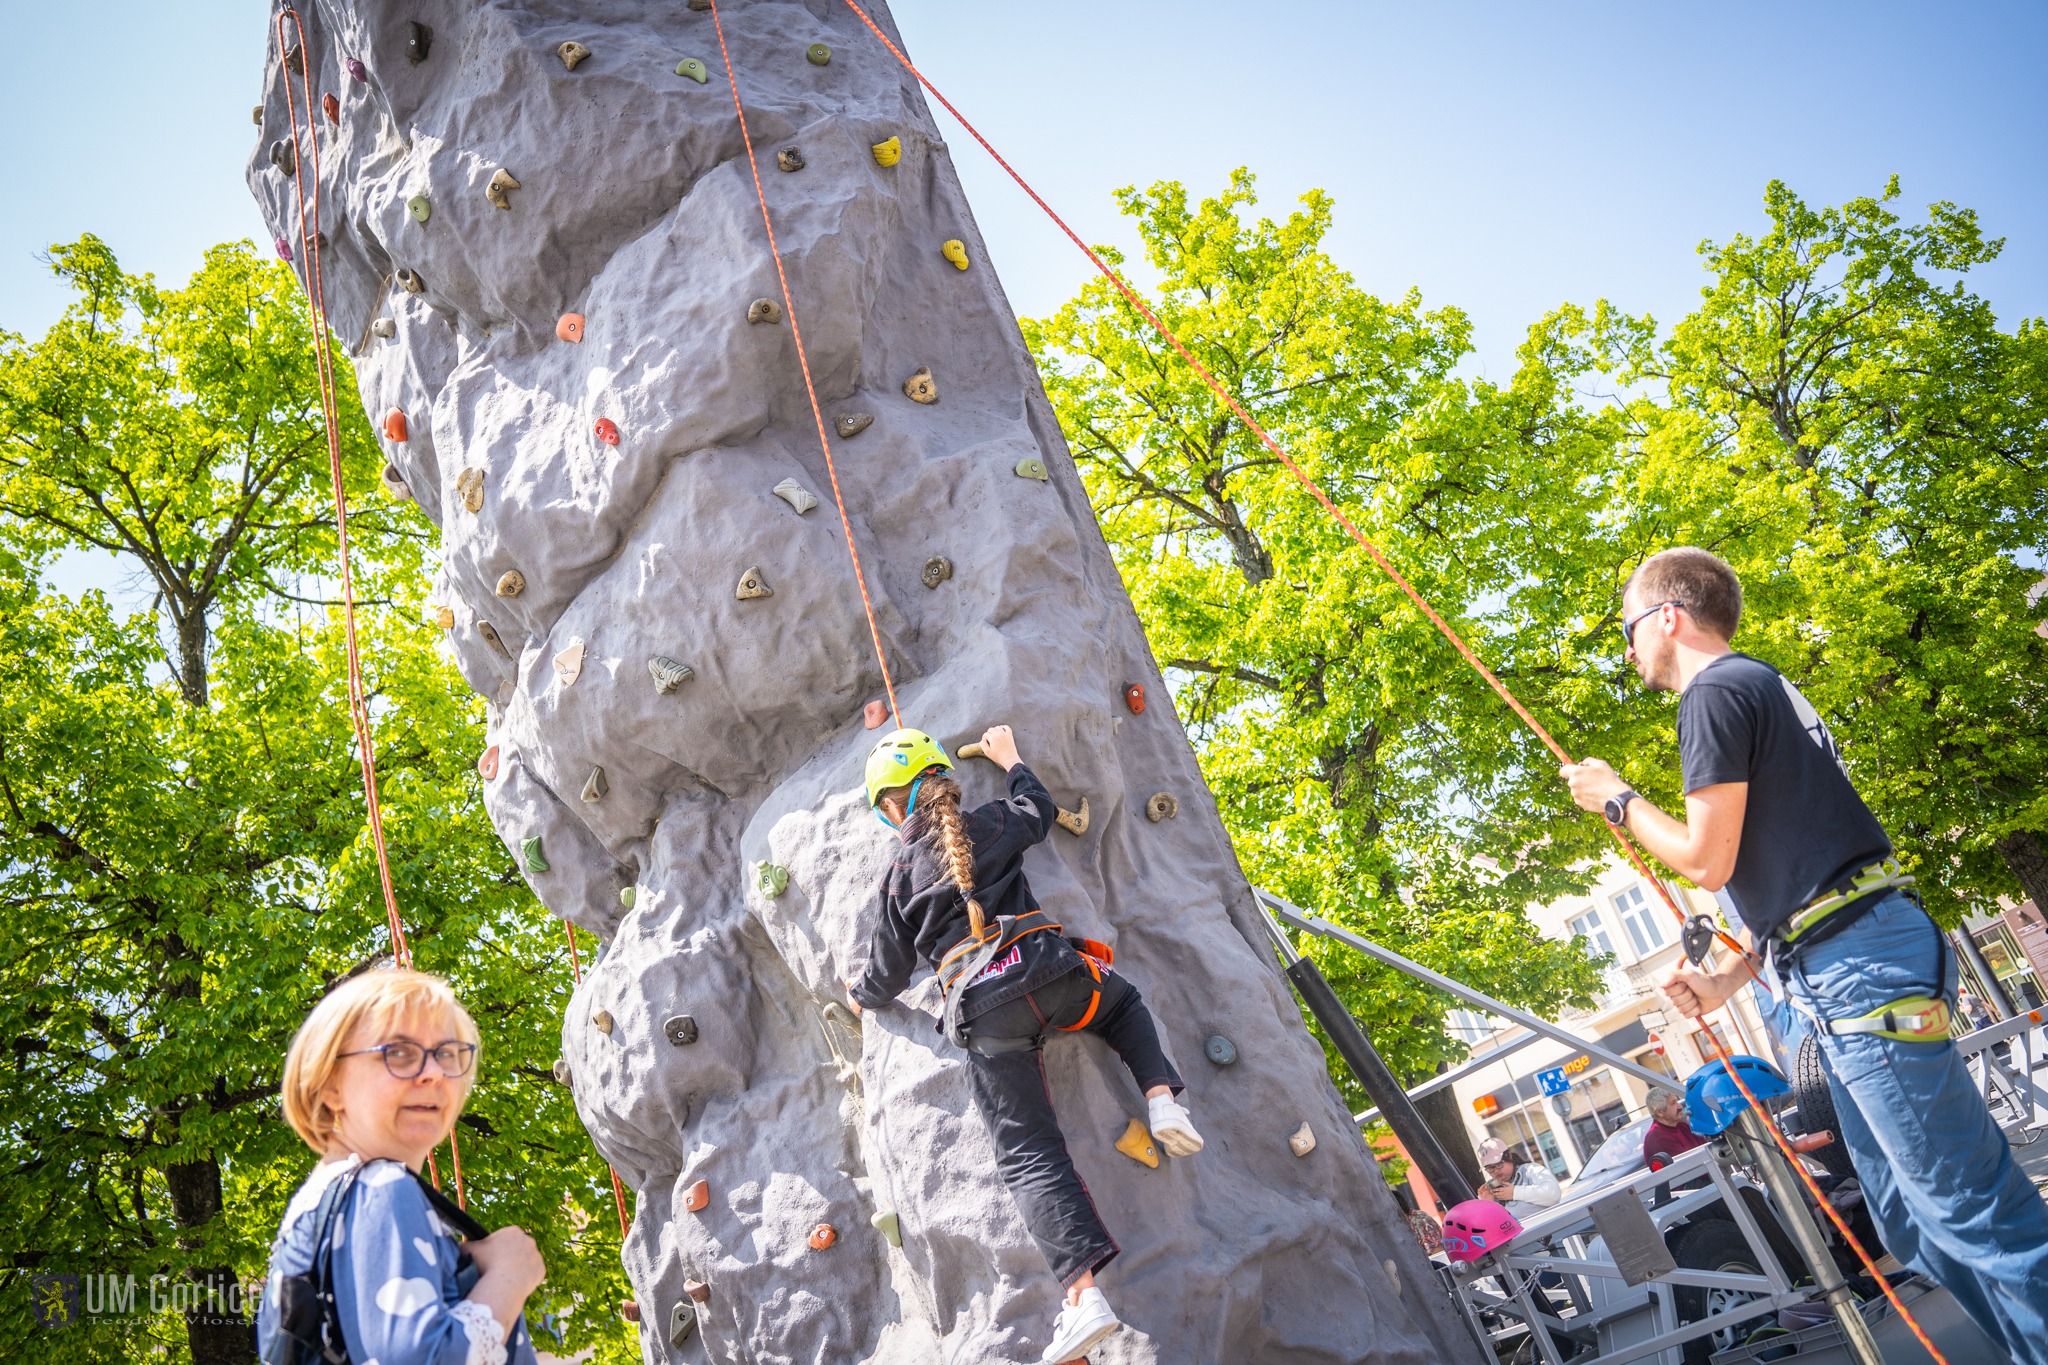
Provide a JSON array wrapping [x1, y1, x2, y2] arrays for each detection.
[[963, 966, 1184, 1286]]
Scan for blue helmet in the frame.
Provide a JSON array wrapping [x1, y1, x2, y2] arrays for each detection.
[[1684, 1054, 1790, 1138]]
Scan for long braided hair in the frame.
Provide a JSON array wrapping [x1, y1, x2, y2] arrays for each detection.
[[915, 773, 986, 937]]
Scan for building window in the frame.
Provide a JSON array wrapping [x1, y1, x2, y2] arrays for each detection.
[[1690, 1021, 1735, 1060], [1446, 1008, 1495, 1042], [1611, 884, 1666, 957], [1568, 909, 1614, 959]]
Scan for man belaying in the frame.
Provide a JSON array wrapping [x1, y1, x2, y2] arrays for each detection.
[[846, 725, 1203, 1365], [1561, 546, 2048, 1365]]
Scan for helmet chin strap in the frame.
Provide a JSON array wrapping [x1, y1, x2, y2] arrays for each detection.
[[873, 775, 927, 831]]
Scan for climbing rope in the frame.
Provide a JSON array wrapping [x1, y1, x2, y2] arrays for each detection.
[[564, 921, 634, 1240], [832, 8, 1950, 1357], [708, 0, 901, 730]]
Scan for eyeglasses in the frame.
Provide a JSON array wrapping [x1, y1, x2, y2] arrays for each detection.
[[340, 1041, 478, 1079], [1621, 599, 1684, 649]]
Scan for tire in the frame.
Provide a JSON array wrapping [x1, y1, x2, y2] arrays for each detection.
[[1669, 1217, 1766, 1365], [1791, 1033, 1859, 1180]]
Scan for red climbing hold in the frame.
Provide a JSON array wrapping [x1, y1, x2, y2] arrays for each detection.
[[683, 1179, 709, 1212], [864, 700, 888, 729], [322, 92, 339, 124], [1124, 682, 1145, 714], [808, 1223, 838, 1250], [556, 312, 585, 343], [594, 417, 620, 446], [477, 745, 500, 781], [383, 410, 408, 442], [619, 1301, 641, 1324]]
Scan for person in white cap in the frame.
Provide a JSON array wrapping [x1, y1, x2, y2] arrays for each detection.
[[1475, 1139, 1561, 1221]]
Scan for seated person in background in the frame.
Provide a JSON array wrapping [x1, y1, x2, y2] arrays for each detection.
[[1476, 1139, 1561, 1220], [1642, 1086, 1708, 1169]]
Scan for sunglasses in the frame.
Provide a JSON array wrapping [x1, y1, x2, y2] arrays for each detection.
[[340, 1040, 478, 1079], [1621, 599, 1684, 649]]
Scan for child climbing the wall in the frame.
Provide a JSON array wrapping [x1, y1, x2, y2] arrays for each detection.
[[846, 725, 1203, 1364]]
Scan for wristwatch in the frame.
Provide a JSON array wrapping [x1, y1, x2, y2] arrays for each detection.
[[1603, 789, 1638, 826]]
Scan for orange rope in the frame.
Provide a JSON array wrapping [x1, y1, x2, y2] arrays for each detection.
[[708, 0, 901, 729], [834, 8, 1948, 1357]]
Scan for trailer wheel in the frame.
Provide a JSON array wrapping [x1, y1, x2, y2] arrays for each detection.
[[1670, 1218, 1765, 1365], [1791, 1034, 1860, 1180]]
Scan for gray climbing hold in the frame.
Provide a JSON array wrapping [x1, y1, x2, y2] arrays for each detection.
[[380, 464, 411, 500], [406, 21, 432, 65], [407, 195, 431, 224], [485, 168, 519, 209], [772, 478, 818, 514], [675, 57, 709, 83], [870, 1210, 901, 1247], [747, 298, 782, 324], [1015, 458, 1049, 481], [495, 569, 525, 598], [522, 836, 549, 873], [807, 42, 832, 66], [553, 640, 585, 686], [736, 566, 773, 600], [552, 1057, 571, 1085], [371, 317, 396, 339], [921, 556, 952, 589], [398, 267, 425, 294], [476, 620, 511, 657], [664, 1014, 699, 1046], [620, 885, 636, 908], [756, 862, 789, 899], [1146, 792, 1179, 822], [557, 40, 591, 70], [776, 147, 805, 173], [581, 766, 607, 803], [1204, 1034, 1238, 1066], [592, 1008, 614, 1035], [834, 413, 873, 439], [902, 367, 938, 404], [282, 41, 306, 75], [648, 655, 694, 693], [269, 139, 296, 176], [668, 1301, 697, 1347], [455, 467, 484, 512]]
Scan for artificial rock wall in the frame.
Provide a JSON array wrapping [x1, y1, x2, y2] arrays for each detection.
[[248, 4, 1479, 1362]]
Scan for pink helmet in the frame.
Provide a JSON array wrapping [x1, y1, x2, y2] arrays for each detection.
[[1440, 1199, 1522, 1264]]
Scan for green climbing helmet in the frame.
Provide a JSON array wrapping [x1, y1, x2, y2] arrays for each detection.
[[864, 728, 952, 808]]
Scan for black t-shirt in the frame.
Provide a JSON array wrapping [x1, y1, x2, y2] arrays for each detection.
[[1676, 653, 1891, 940]]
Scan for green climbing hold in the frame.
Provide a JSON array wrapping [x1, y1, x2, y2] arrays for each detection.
[[522, 836, 549, 873], [807, 42, 832, 66], [1015, 458, 1049, 481], [870, 1210, 901, 1247], [407, 195, 431, 224], [620, 885, 637, 909], [756, 862, 790, 899], [676, 57, 708, 83]]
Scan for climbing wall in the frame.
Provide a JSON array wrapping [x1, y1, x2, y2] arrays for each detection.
[[248, 4, 1480, 1362]]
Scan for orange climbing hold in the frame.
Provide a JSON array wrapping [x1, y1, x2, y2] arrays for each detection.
[[477, 745, 500, 781], [864, 700, 887, 729], [557, 312, 585, 343], [382, 409, 408, 442], [1124, 682, 1145, 714], [808, 1223, 837, 1250], [683, 1179, 709, 1212], [594, 417, 620, 445], [322, 92, 339, 124]]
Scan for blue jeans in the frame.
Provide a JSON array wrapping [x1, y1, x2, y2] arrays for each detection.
[[1784, 890, 2048, 1365]]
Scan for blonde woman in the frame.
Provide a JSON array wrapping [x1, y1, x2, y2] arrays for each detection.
[[256, 969, 544, 1365]]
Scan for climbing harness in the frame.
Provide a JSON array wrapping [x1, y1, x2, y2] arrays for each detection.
[[1819, 996, 1954, 1043], [1775, 857, 1916, 948], [935, 908, 1065, 1050]]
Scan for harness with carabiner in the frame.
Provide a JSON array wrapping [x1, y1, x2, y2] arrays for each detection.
[[1769, 859, 1951, 1044], [935, 911, 1113, 1056]]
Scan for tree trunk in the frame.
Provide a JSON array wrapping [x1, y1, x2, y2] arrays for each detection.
[[165, 1156, 252, 1363], [1995, 829, 2048, 918]]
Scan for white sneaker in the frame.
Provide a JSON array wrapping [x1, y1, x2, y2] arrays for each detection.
[[1041, 1287, 1121, 1362], [1148, 1094, 1205, 1157]]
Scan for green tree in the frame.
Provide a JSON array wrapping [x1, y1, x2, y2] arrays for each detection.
[[0, 239, 631, 1363]]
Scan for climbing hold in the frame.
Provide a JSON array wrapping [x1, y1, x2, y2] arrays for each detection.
[[870, 1211, 901, 1247], [1146, 792, 1179, 822], [580, 767, 607, 803], [871, 136, 901, 167], [594, 417, 620, 446], [434, 605, 455, 630], [920, 556, 953, 589], [808, 1224, 837, 1251], [455, 467, 484, 512], [485, 168, 520, 209], [557, 40, 591, 70], [406, 21, 432, 65], [683, 1179, 709, 1212], [269, 139, 296, 176], [756, 862, 790, 899], [275, 238, 294, 263], [620, 886, 636, 908], [807, 42, 832, 65], [776, 147, 805, 172], [956, 742, 986, 760], [689, 0, 713, 8], [322, 93, 339, 124], [664, 1014, 699, 1046], [346, 57, 367, 83], [476, 620, 510, 657], [593, 1008, 614, 1035], [522, 836, 549, 873], [747, 298, 782, 324], [647, 655, 694, 693], [252, 105, 263, 127], [675, 57, 709, 82], [398, 267, 426, 293], [684, 1278, 710, 1304], [383, 409, 408, 442], [1115, 1117, 1160, 1169], [902, 367, 937, 404], [1204, 1034, 1237, 1066], [380, 463, 411, 499], [1014, 458, 1049, 481], [772, 478, 818, 514], [1054, 797, 1090, 837], [619, 1301, 639, 1324], [834, 413, 873, 439], [307, 231, 329, 253], [406, 195, 431, 224], [668, 1301, 697, 1347], [282, 42, 306, 75], [551, 1057, 571, 1085], [372, 317, 396, 339], [863, 700, 888, 729], [736, 566, 773, 600], [941, 239, 969, 270], [477, 745, 500, 781], [1289, 1121, 1316, 1156], [553, 640, 585, 686], [1124, 682, 1146, 714], [495, 570, 525, 598], [555, 312, 584, 342]]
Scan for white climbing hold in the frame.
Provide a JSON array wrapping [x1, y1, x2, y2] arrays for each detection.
[[581, 766, 607, 802], [553, 640, 585, 686], [773, 478, 817, 514], [1289, 1121, 1316, 1156], [455, 467, 484, 513], [647, 655, 693, 693]]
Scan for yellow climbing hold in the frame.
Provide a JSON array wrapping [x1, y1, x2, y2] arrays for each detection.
[[1055, 797, 1090, 836], [871, 135, 901, 167], [941, 239, 969, 270], [676, 57, 709, 83], [1115, 1117, 1160, 1169]]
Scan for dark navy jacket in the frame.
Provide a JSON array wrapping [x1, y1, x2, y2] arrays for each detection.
[[849, 763, 1081, 1021]]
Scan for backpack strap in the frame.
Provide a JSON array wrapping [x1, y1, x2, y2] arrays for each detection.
[[262, 1164, 362, 1365], [411, 1170, 488, 1297]]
